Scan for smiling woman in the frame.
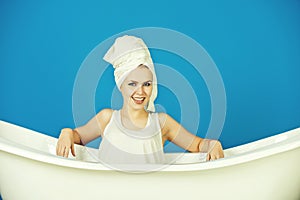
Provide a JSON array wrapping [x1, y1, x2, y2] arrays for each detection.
[[56, 35, 224, 170], [121, 65, 153, 111]]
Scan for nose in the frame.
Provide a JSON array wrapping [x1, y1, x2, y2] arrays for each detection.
[[135, 84, 145, 94]]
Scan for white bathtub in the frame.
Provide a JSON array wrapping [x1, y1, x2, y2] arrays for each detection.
[[0, 120, 300, 200]]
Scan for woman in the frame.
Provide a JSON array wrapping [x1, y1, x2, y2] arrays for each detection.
[[56, 35, 224, 164]]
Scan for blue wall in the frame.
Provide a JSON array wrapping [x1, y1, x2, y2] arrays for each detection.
[[0, 0, 300, 150]]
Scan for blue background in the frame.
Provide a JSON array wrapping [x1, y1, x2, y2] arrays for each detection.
[[1, 0, 300, 153]]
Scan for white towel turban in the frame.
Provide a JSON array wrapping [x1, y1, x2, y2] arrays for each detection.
[[103, 35, 157, 112]]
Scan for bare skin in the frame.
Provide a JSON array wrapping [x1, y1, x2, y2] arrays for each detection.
[[56, 65, 224, 161]]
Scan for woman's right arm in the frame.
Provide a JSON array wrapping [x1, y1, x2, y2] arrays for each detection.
[[56, 109, 113, 157], [56, 128, 81, 157]]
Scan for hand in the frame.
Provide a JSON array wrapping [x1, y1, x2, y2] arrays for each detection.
[[199, 139, 224, 161], [56, 128, 76, 157]]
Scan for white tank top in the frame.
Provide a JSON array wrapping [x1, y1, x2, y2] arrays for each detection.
[[98, 110, 165, 165]]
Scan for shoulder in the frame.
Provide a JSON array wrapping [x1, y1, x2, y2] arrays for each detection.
[[157, 112, 180, 137], [96, 108, 114, 125], [157, 112, 175, 122], [99, 108, 114, 115], [158, 112, 168, 123], [158, 112, 181, 128], [157, 112, 175, 128]]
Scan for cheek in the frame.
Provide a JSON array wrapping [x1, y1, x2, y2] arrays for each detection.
[[121, 87, 134, 97], [145, 87, 153, 95]]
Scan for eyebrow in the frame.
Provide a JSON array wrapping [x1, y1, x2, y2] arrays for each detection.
[[129, 80, 152, 83]]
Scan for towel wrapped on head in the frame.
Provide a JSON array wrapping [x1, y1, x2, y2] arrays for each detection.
[[103, 35, 157, 112]]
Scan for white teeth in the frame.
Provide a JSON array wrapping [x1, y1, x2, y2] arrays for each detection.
[[133, 97, 145, 100]]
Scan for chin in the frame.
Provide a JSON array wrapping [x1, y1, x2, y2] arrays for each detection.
[[127, 98, 148, 110], [130, 104, 146, 111]]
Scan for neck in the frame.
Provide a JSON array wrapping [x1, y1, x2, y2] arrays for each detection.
[[121, 106, 148, 120], [120, 106, 149, 130]]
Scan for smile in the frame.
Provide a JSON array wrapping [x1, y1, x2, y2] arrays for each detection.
[[131, 96, 146, 104]]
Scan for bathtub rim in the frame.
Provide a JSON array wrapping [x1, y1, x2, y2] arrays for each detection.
[[0, 120, 300, 172]]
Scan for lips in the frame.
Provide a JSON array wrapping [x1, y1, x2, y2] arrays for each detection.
[[132, 96, 146, 104]]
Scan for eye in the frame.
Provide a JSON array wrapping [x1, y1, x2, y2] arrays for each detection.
[[128, 82, 136, 86], [143, 82, 152, 87]]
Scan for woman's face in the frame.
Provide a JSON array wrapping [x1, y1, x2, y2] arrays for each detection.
[[120, 65, 153, 111]]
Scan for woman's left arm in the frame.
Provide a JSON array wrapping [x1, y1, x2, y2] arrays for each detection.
[[159, 113, 224, 161]]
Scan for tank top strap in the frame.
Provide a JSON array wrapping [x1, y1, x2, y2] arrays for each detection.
[[102, 110, 118, 137]]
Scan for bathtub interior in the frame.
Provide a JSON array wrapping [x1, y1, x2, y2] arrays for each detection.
[[0, 120, 299, 166], [0, 120, 207, 164]]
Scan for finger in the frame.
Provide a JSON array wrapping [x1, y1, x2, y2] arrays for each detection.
[[56, 144, 63, 156], [210, 155, 217, 161], [217, 142, 225, 158], [59, 145, 66, 157], [56, 140, 64, 155], [71, 143, 76, 157], [220, 150, 225, 158], [206, 153, 211, 161], [56, 142, 60, 155], [199, 139, 209, 153], [64, 146, 70, 158], [217, 150, 224, 159], [213, 146, 224, 159]]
